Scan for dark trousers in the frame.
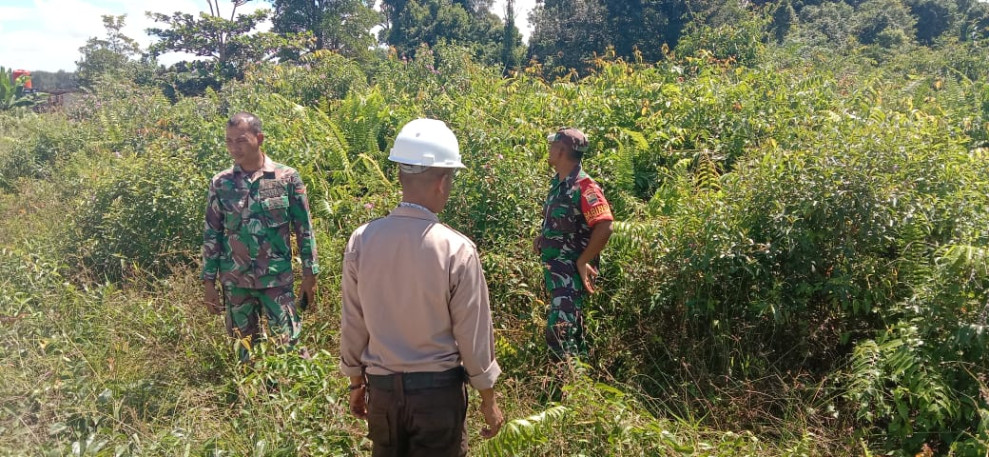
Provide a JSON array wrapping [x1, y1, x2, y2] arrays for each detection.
[[366, 371, 469, 457]]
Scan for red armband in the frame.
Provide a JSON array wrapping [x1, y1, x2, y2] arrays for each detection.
[[578, 179, 613, 227]]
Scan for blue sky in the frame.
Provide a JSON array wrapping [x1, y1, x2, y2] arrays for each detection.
[[0, 0, 535, 73]]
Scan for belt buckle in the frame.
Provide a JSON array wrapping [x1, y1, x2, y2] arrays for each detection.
[[404, 372, 430, 390]]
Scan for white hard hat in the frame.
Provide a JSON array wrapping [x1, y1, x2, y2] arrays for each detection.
[[389, 118, 465, 169]]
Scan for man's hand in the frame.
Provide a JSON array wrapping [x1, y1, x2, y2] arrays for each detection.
[[576, 260, 599, 294], [575, 220, 612, 294], [480, 399, 504, 439], [478, 389, 504, 438], [299, 275, 317, 312], [349, 386, 367, 419], [203, 280, 223, 315], [532, 235, 543, 254]]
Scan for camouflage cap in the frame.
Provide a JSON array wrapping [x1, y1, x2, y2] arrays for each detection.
[[547, 127, 589, 153]]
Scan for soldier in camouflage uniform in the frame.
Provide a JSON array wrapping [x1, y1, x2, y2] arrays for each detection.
[[534, 127, 613, 358], [202, 112, 320, 363]]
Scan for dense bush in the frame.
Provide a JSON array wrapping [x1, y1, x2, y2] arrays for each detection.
[[244, 52, 370, 108], [0, 111, 89, 189], [71, 153, 206, 281], [1, 30, 988, 456], [675, 16, 767, 65]]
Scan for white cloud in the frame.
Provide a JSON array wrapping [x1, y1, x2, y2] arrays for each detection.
[[0, 0, 526, 72], [0, 5, 32, 34], [35, 0, 107, 41], [0, 0, 107, 71], [0, 0, 271, 72]]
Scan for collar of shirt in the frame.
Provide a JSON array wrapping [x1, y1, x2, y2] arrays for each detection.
[[551, 164, 583, 189], [232, 155, 275, 179], [393, 202, 439, 221]]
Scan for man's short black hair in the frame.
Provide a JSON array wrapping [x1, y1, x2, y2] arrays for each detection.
[[228, 112, 263, 134]]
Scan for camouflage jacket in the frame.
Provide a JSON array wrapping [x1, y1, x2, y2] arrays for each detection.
[[201, 156, 320, 288], [539, 165, 613, 264]]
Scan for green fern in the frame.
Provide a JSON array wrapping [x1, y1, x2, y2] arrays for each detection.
[[693, 149, 721, 193], [647, 157, 693, 216], [97, 109, 124, 149], [475, 405, 569, 457], [896, 212, 934, 289], [608, 140, 637, 196], [610, 220, 663, 259], [846, 324, 959, 445], [935, 244, 989, 282], [305, 103, 351, 172], [252, 93, 356, 193], [329, 86, 391, 161], [621, 128, 650, 151], [355, 152, 393, 192]]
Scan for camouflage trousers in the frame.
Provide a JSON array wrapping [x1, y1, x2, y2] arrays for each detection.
[[542, 259, 587, 358], [223, 284, 301, 363]]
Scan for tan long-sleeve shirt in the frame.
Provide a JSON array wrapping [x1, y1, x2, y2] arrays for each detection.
[[340, 205, 501, 390]]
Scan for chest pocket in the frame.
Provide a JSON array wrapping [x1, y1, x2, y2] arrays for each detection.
[[261, 195, 290, 227], [258, 179, 290, 227]]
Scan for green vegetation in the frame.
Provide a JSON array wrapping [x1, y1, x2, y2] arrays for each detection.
[[0, 67, 45, 111], [2, 0, 989, 455], [75, 15, 142, 90]]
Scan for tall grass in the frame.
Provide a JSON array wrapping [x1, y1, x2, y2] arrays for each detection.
[[1, 40, 988, 455]]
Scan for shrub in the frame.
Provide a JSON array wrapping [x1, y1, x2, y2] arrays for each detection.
[[675, 16, 768, 66], [244, 52, 369, 108], [0, 112, 90, 190], [71, 152, 206, 281]]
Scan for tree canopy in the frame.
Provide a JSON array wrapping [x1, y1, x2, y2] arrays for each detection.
[[109, 0, 989, 86], [146, 0, 309, 83], [76, 15, 142, 89], [268, 0, 381, 59]]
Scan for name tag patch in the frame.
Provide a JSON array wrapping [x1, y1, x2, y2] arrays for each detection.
[[259, 180, 286, 198]]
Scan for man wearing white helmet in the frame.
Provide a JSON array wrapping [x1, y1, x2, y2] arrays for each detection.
[[340, 118, 504, 456]]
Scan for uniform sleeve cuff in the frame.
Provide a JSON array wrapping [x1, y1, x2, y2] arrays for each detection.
[[201, 271, 217, 281], [305, 264, 321, 276], [467, 360, 501, 391], [340, 361, 364, 378]]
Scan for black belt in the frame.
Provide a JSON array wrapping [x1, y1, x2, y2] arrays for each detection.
[[366, 367, 466, 391]]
